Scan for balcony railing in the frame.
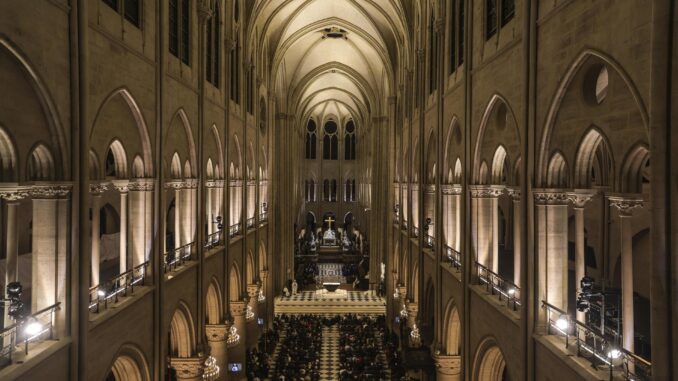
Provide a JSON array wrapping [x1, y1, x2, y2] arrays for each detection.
[[163, 242, 196, 273], [89, 261, 149, 313], [0, 303, 60, 365], [204, 230, 223, 250], [475, 262, 521, 310], [424, 234, 435, 249], [229, 224, 241, 237], [444, 245, 462, 270], [542, 301, 651, 381], [246, 217, 255, 229]]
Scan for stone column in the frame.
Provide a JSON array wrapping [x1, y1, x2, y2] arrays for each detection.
[[30, 184, 71, 312], [228, 301, 247, 376], [129, 181, 147, 267], [90, 183, 107, 286], [114, 181, 129, 274], [206, 181, 214, 236], [534, 191, 570, 313], [507, 188, 521, 287], [609, 196, 643, 352], [469, 186, 502, 271], [173, 184, 183, 250], [206, 322, 232, 381], [567, 190, 595, 322], [406, 301, 418, 329], [246, 284, 260, 348], [434, 354, 461, 381], [0, 188, 29, 327], [169, 356, 205, 381]]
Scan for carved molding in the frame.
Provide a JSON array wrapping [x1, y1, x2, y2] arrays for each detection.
[[169, 357, 205, 379], [129, 179, 154, 191], [247, 284, 260, 298], [533, 189, 570, 205], [506, 187, 521, 201], [229, 301, 247, 316], [440, 184, 462, 195], [469, 185, 503, 198], [609, 195, 644, 217], [434, 354, 462, 376], [205, 323, 231, 343], [0, 185, 32, 201], [111, 180, 129, 193], [424, 184, 436, 193], [30, 183, 72, 199], [567, 189, 597, 209], [89, 182, 109, 195]]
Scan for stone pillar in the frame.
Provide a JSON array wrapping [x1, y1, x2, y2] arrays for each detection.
[[31, 193, 58, 312], [567, 190, 595, 322], [90, 183, 107, 286], [174, 185, 182, 250], [470, 186, 502, 270], [169, 356, 205, 381], [206, 182, 214, 236], [246, 284, 260, 348], [114, 181, 129, 273], [434, 354, 461, 381], [610, 196, 643, 352], [129, 182, 147, 267], [534, 191, 569, 313], [228, 301, 247, 376], [406, 301, 418, 329], [507, 188, 521, 287], [452, 186, 462, 252], [0, 188, 29, 327], [206, 322, 231, 381]]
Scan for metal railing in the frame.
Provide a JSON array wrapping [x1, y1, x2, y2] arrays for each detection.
[[0, 303, 60, 364], [424, 234, 435, 249], [246, 217, 255, 229], [163, 242, 196, 273], [542, 301, 652, 380], [475, 262, 521, 310], [89, 261, 149, 313], [444, 245, 462, 270], [229, 224, 241, 237], [204, 230, 223, 249]]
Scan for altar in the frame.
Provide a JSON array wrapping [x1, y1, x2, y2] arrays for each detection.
[[320, 215, 339, 247], [274, 290, 386, 315]]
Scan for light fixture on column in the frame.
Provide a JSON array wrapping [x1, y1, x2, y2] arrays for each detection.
[[1, 282, 26, 322], [226, 324, 240, 347], [202, 355, 220, 381], [245, 305, 255, 321], [257, 288, 266, 303], [409, 323, 421, 348], [213, 215, 224, 231], [23, 318, 44, 338], [399, 303, 408, 319]]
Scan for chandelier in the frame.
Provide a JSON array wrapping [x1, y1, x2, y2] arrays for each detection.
[[202, 356, 220, 381]]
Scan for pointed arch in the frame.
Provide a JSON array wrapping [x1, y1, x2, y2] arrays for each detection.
[[205, 278, 223, 325], [620, 143, 650, 193], [107, 344, 151, 381], [168, 302, 196, 358], [170, 153, 182, 179], [473, 337, 508, 381], [574, 127, 614, 188], [443, 299, 461, 355], [546, 151, 569, 188], [490, 145, 508, 185], [132, 155, 144, 178], [27, 143, 55, 181], [0, 126, 17, 181], [105, 139, 128, 179], [229, 262, 242, 301]]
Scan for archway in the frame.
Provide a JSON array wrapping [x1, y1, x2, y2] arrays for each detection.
[[168, 303, 196, 358], [229, 263, 242, 302], [106, 345, 150, 381], [473, 340, 509, 381], [443, 301, 461, 355], [206, 279, 222, 325]]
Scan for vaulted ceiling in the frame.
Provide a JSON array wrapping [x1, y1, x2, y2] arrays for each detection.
[[249, 0, 410, 129]]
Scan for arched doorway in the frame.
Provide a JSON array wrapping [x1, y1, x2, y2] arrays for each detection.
[[106, 346, 150, 381], [474, 340, 509, 381]]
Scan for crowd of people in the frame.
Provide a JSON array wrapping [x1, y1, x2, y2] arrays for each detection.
[[271, 315, 323, 381], [246, 321, 281, 380], [338, 315, 389, 380]]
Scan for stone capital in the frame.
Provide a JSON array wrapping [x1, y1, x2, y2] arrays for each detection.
[[247, 284, 260, 298], [397, 286, 408, 300], [406, 301, 419, 315], [533, 189, 570, 205], [567, 189, 597, 209], [441, 184, 462, 195], [506, 187, 521, 201], [169, 357, 205, 379], [30, 182, 72, 199], [0, 185, 31, 201], [205, 322, 232, 343], [111, 179, 129, 193], [434, 354, 462, 376], [469, 185, 503, 198], [229, 301, 247, 316], [424, 184, 436, 194], [185, 179, 199, 189], [609, 195, 643, 217], [129, 179, 154, 191]]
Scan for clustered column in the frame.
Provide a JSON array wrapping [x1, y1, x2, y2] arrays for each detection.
[[567, 190, 595, 322], [90, 183, 107, 286]]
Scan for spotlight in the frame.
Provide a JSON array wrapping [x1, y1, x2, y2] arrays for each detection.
[[507, 288, 516, 296], [97, 290, 106, 297], [6, 282, 22, 299], [580, 276, 594, 294], [555, 315, 569, 331], [607, 347, 622, 360], [24, 319, 43, 336]]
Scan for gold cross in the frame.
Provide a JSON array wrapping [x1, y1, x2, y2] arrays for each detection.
[[325, 216, 335, 230]]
